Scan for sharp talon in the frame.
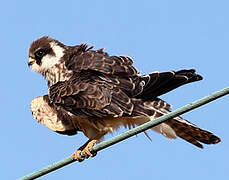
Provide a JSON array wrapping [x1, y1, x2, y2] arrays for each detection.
[[72, 150, 84, 162], [82, 146, 95, 157], [72, 139, 98, 162], [81, 139, 97, 158]]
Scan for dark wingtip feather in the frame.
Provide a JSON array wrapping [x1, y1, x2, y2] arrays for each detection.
[[196, 143, 204, 149], [210, 135, 221, 144], [197, 74, 203, 81], [136, 69, 203, 101]]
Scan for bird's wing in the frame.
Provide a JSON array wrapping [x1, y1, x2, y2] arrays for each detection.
[[49, 72, 134, 118], [136, 69, 203, 100], [30, 95, 78, 135], [64, 44, 137, 76]]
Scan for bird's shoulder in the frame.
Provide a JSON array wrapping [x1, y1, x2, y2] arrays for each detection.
[[63, 43, 138, 76]]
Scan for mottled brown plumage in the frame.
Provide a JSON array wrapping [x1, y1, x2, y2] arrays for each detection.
[[28, 36, 220, 161]]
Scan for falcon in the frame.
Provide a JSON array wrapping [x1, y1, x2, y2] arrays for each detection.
[[28, 36, 220, 161]]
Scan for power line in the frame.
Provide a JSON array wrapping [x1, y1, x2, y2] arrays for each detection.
[[18, 87, 229, 180]]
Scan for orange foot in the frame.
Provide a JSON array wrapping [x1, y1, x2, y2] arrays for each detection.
[[72, 139, 97, 162]]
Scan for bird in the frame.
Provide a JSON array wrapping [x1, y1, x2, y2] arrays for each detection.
[[28, 36, 221, 161]]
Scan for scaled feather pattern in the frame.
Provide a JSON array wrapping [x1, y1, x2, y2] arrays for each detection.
[[28, 36, 220, 159]]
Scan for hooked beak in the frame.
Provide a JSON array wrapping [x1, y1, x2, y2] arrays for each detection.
[[28, 57, 35, 66]]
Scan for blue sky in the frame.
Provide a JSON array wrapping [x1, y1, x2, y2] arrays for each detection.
[[1, 0, 228, 179]]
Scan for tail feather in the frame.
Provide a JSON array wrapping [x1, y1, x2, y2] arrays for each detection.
[[132, 99, 221, 148], [166, 117, 221, 148]]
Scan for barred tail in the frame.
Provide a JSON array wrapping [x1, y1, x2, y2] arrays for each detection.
[[131, 98, 221, 148]]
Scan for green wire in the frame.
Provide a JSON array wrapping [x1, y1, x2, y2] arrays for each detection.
[[18, 87, 229, 180]]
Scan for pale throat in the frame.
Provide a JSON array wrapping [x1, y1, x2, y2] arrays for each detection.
[[42, 42, 73, 87], [44, 61, 73, 87]]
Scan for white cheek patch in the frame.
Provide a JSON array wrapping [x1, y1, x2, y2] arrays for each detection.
[[30, 41, 72, 85], [41, 54, 59, 70], [41, 42, 65, 70]]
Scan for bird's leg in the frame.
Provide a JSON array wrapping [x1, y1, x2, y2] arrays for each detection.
[[72, 139, 98, 162]]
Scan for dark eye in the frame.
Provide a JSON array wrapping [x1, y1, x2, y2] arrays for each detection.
[[35, 49, 45, 57]]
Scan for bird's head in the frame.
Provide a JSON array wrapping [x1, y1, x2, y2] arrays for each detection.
[[28, 36, 66, 74]]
